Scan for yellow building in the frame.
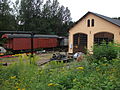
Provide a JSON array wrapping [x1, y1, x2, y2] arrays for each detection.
[[68, 12, 120, 54]]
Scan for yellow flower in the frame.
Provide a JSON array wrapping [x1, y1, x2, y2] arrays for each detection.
[[18, 88, 20, 90], [96, 67, 100, 71], [76, 67, 84, 70], [48, 83, 55, 86], [102, 64, 108, 66], [10, 76, 16, 79]]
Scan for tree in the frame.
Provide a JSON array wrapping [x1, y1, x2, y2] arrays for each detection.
[[0, 0, 16, 30], [19, 0, 34, 31], [17, 0, 72, 36], [41, 0, 72, 35]]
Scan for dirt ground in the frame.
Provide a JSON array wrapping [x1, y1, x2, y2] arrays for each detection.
[[0, 51, 67, 66], [37, 51, 67, 65]]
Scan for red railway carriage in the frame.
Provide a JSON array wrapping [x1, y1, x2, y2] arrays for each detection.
[[2, 34, 59, 50]]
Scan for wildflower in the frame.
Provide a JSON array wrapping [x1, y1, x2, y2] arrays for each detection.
[[18, 88, 20, 90], [76, 66, 84, 70], [96, 67, 100, 71], [10, 76, 16, 79], [48, 83, 56, 86], [22, 88, 25, 90], [102, 64, 108, 66]]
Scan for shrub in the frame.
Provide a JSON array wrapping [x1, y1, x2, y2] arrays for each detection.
[[92, 42, 120, 63]]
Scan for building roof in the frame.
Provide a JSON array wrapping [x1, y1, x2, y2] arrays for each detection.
[[90, 12, 120, 27], [2, 34, 59, 38], [69, 11, 120, 31]]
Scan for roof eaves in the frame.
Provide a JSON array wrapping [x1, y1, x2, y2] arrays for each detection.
[[6, 34, 59, 38], [89, 12, 120, 27]]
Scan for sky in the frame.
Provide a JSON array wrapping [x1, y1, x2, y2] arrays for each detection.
[[11, 0, 120, 21], [58, 0, 120, 21]]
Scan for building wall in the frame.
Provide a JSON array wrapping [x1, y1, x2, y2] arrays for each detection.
[[69, 13, 120, 53]]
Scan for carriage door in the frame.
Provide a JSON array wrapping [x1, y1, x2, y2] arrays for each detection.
[[94, 32, 114, 45], [73, 33, 87, 53]]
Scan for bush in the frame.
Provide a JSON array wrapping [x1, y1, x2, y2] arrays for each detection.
[[92, 42, 120, 63]]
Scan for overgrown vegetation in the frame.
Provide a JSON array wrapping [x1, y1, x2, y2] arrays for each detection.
[[0, 42, 120, 90], [90, 42, 120, 63]]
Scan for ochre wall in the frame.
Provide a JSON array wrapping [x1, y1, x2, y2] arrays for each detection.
[[68, 13, 120, 53]]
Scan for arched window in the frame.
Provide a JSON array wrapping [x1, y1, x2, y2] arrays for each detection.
[[94, 32, 114, 45], [91, 19, 94, 27], [87, 19, 90, 27]]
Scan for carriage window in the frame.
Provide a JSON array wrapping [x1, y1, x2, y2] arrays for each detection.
[[87, 19, 90, 27], [91, 19, 94, 27]]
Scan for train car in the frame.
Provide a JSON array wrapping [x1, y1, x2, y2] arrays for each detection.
[[58, 36, 68, 46], [2, 34, 59, 51], [57, 36, 68, 52]]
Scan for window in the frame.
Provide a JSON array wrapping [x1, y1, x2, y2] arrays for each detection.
[[87, 19, 95, 27], [91, 19, 94, 27], [73, 34, 79, 45], [94, 32, 114, 45], [87, 19, 90, 27]]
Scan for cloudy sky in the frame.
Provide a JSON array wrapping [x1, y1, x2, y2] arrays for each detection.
[[58, 0, 120, 21], [11, 0, 120, 21]]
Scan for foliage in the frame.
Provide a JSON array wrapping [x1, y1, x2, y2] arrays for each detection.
[[0, 0, 73, 36], [0, 53, 120, 90], [0, 0, 72, 36], [92, 42, 120, 63], [0, 0, 17, 31], [0, 38, 7, 46], [6, 0, 72, 36]]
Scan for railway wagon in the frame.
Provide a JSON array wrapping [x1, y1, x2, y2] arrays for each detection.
[[59, 37, 68, 46], [2, 34, 59, 51]]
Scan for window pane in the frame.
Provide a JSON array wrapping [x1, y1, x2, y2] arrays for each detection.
[[87, 19, 90, 27], [73, 34, 79, 45], [92, 19, 94, 27]]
